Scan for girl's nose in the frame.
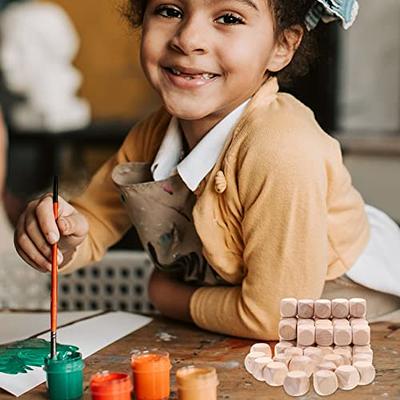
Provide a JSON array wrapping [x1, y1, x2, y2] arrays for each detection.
[[169, 16, 208, 55]]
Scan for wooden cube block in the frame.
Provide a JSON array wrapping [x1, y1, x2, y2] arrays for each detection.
[[274, 341, 295, 355], [352, 324, 370, 346], [279, 318, 297, 341], [331, 299, 349, 318], [252, 356, 273, 381], [314, 299, 332, 319], [297, 318, 314, 326], [313, 370, 338, 396], [298, 299, 314, 319], [315, 361, 337, 372], [323, 354, 345, 368], [285, 347, 304, 359], [244, 351, 266, 373], [263, 361, 288, 386], [334, 324, 352, 346], [352, 353, 373, 364], [353, 361, 376, 385], [303, 347, 323, 364], [335, 365, 360, 390], [353, 345, 372, 356], [333, 348, 351, 365], [350, 318, 368, 326], [297, 323, 316, 347], [283, 371, 310, 396], [317, 346, 334, 356], [349, 298, 367, 318], [273, 353, 290, 366], [289, 355, 314, 377], [280, 298, 298, 318], [316, 324, 333, 346], [250, 343, 272, 358]]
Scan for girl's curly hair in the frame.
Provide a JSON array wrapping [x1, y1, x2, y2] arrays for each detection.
[[124, 0, 318, 85]]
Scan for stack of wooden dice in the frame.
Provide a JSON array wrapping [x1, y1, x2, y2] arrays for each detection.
[[244, 298, 375, 397]]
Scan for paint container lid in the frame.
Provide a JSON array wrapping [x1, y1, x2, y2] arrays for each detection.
[[131, 350, 171, 373], [176, 366, 219, 389], [44, 351, 84, 373], [90, 371, 132, 395]]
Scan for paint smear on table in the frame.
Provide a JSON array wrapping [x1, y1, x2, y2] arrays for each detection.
[[0, 338, 78, 374]]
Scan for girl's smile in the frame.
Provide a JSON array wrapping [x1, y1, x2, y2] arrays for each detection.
[[140, 0, 297, 143]]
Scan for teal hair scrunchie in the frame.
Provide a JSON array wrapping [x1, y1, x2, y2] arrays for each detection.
[[305, 0, 359, 31]]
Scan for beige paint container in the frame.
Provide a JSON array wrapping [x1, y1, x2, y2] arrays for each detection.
[[176, 366, 219, 400]]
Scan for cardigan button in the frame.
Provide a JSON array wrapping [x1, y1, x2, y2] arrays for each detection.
[[214, 170, 227, 194]]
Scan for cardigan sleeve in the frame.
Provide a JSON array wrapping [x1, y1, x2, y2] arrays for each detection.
[[61, 108, 169, 273], [190, 134, 329, 339]]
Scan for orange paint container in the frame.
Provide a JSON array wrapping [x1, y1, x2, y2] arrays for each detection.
[[176, 366, 219, 400], [90, 371, 132, 400], [131, 350, 171, 400]]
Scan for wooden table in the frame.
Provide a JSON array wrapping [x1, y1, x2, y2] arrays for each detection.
[[1, 317, 399, 399]]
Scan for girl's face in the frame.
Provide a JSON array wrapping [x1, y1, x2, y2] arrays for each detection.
[[141, 0, 288, 124]]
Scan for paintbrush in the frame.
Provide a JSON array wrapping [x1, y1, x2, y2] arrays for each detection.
[[50, 176, 59, 359]]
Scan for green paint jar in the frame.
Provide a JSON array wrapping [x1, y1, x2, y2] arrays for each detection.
[[44, 351, 84, 400]]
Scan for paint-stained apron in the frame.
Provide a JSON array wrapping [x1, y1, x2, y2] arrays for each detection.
[[112, 162, 226, 286]]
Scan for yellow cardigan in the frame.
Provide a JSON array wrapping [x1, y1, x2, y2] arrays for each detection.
[[64, 78, 369, 340]]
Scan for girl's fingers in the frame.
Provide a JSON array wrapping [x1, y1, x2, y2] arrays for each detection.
[[24, 209, 53, 261], [14, 225, 52, 272], [35, 193, 60, 244], [57, 212, 89, 245]]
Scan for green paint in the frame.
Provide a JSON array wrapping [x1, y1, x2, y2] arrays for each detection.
[[0, 338, 78, 374]]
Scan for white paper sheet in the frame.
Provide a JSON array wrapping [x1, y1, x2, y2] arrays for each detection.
[[0, 311, 102, 345], [0, 311, 152, 397]]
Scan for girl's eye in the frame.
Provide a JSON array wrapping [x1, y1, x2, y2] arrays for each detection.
[[156, 5, 182, 19], [216, 13, 245, 25]]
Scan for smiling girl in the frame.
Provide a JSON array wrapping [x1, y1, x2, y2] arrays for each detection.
[[14, 0, 400, 339]]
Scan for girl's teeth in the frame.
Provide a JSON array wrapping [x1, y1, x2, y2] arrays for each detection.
[[170, 68, 215, 80]]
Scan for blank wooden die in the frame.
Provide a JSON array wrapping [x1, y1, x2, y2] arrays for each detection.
[[333, 348, 352, 365], [352, 352, 373, 365], [333, 324, 352, 346], [280, 298, 298, 318], [313, 370, 338, 396], [283, 371, 310, 397], [273, 353, 290, 366], [297, 323, 316, 346], [335, 365, 360, 390], [263, 361, 288, 386], [297, 299, 314, 319], [252, 356, 272, 381], [303, 347, 323, 364], [274, 341, 295, 355], [331, 299, 349, 318], [285, 347, 304, 359], [316, 323, 333, 346], [279, 318, 297, 341], [297, 318, 314, 326], [250, 343, 272, 358], [350, 318, 368, 327], [353, 345, 373, 356], [315, 361, 337, 373], [244, 351, 266, 373], [317, 346, 334, 356], [353, 361, 376, 385], [289, 355, 314, 377], [349, 298, 367, 318], [314, 299, 332, 319], [352, 324, 370, 346], [323, 354, 345, 368]]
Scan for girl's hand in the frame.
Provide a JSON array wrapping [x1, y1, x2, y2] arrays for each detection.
[[14, 194, 88, 272], [148, 269, 197, 322]]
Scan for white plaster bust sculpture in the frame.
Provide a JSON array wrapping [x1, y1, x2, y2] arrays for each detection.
[[0, 2, 90, 132]]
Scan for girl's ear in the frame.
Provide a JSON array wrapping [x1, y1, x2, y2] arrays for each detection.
[[267, 25, 304, 73]]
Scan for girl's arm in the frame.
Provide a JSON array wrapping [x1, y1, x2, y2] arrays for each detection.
[[148, 270, 196, 322]]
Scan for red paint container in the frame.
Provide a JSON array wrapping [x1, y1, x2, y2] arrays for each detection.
[[90, 371, 132, 400], [131, 350, 171, 400]]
